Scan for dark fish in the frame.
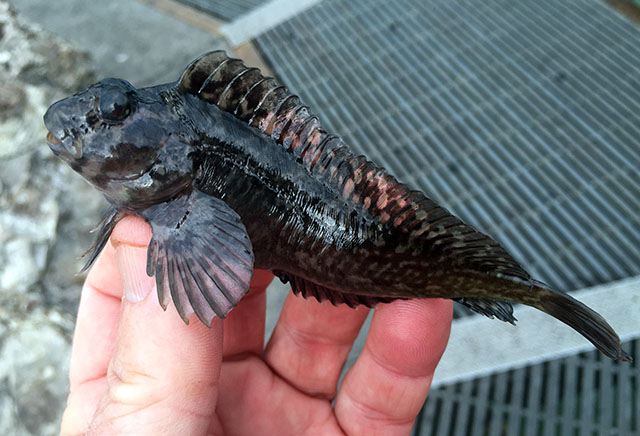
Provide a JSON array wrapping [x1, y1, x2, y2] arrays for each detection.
[[43, 51, 630, 361]]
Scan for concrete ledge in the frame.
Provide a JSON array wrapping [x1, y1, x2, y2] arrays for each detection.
[[221, 0, 323, 46], [138, 0, 225, 34], [432, 275, 640, 387]]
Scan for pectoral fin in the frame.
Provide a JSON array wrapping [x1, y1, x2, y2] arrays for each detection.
[[81, 207, 125, 272], [140, 190, 254, 326]]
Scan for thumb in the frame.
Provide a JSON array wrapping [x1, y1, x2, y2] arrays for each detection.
[[89, 216, 223, 435]]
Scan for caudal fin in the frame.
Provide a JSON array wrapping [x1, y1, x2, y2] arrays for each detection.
[[535, 281, 631, 361]]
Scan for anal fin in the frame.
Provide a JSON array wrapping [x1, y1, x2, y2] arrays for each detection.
[[454, 297, 517, 324], [274, 270, 396, 308]]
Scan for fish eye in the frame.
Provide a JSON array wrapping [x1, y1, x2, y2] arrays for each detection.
[[99, 90, 134, 122]]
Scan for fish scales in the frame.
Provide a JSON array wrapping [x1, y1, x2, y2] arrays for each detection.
[[43, 50, 631, 361], [181, 52, 533, 296]]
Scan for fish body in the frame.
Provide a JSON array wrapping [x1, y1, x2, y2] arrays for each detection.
[[44, 51, 630, 361]]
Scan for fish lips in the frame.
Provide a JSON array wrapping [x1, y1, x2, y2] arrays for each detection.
[[46, 130, 83, 159], [44, 105, 83, 159]]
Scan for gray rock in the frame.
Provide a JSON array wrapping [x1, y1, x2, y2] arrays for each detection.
[[0, 2, 98, 435], [1, 1, 231, 433], [0, 0, 98, 305], [0, 313, 71, 436], [0, 1, 93, 160]]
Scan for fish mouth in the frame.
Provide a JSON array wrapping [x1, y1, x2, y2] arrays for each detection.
[[46, 131, 62, 146], [46, 130, 83, 159]]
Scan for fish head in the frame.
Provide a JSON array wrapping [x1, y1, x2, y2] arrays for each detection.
[[44, 78, 194, 208]]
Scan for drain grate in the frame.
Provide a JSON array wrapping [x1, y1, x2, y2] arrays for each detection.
[[415, 337, 639, 436]]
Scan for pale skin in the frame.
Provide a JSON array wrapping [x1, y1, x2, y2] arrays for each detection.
[[60, 216, 453, 436]]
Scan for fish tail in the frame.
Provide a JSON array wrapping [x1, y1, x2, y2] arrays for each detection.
[[532, 280, 631, 362]]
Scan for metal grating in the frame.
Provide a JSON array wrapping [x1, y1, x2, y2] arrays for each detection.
[[176, 0, 270, 21], [255, 0, 640, 302], [414, 337, 640, 436]]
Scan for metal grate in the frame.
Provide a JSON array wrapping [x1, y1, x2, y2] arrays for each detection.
[[255, 0, 640, 302], [176, 0, 270, 21], [414, 337, 640, 436]]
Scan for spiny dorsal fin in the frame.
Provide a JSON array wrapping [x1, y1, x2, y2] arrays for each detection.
[[177, 50, 306, 137], [177, 51, 532, 284]]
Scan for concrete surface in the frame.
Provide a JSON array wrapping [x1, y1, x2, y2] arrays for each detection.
[[10, 0, 229, 87], [221, 0, 323, 46]]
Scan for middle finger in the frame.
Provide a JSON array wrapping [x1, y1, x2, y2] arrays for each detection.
[[264, 292, 369, 399]]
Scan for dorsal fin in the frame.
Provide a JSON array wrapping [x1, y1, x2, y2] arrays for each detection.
[[177, 50, 305, 136], [177, 51, 532, 284]]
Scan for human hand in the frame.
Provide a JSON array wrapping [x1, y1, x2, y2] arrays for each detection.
[[61, 216, 453, 435]]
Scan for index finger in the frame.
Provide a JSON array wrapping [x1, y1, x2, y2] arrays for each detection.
[[68, 239, 124, 391], [63, 217, 151, 434], [68, 216, 153, 390]]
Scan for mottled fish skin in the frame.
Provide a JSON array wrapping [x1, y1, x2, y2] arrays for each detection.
[[175, 52, 530, 300], [43, 51, 631, 361]]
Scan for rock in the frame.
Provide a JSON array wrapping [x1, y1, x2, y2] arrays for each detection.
[[0, 2, 93, 92], [0, 2, 100, 435], [0, 2, 230, 434], [0, 1, 93, 159], [0, 0, 98, 305], [0, 313, 70, 436], [0, 81, 26, 120]]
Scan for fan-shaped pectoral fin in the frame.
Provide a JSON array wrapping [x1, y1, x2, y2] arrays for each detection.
[[140, 189, 254, 326]]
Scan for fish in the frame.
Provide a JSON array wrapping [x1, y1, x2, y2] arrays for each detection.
[[43, 50, 630, 361]]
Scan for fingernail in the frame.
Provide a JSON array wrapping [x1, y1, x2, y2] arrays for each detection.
[[115, 244, 155, 303]]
